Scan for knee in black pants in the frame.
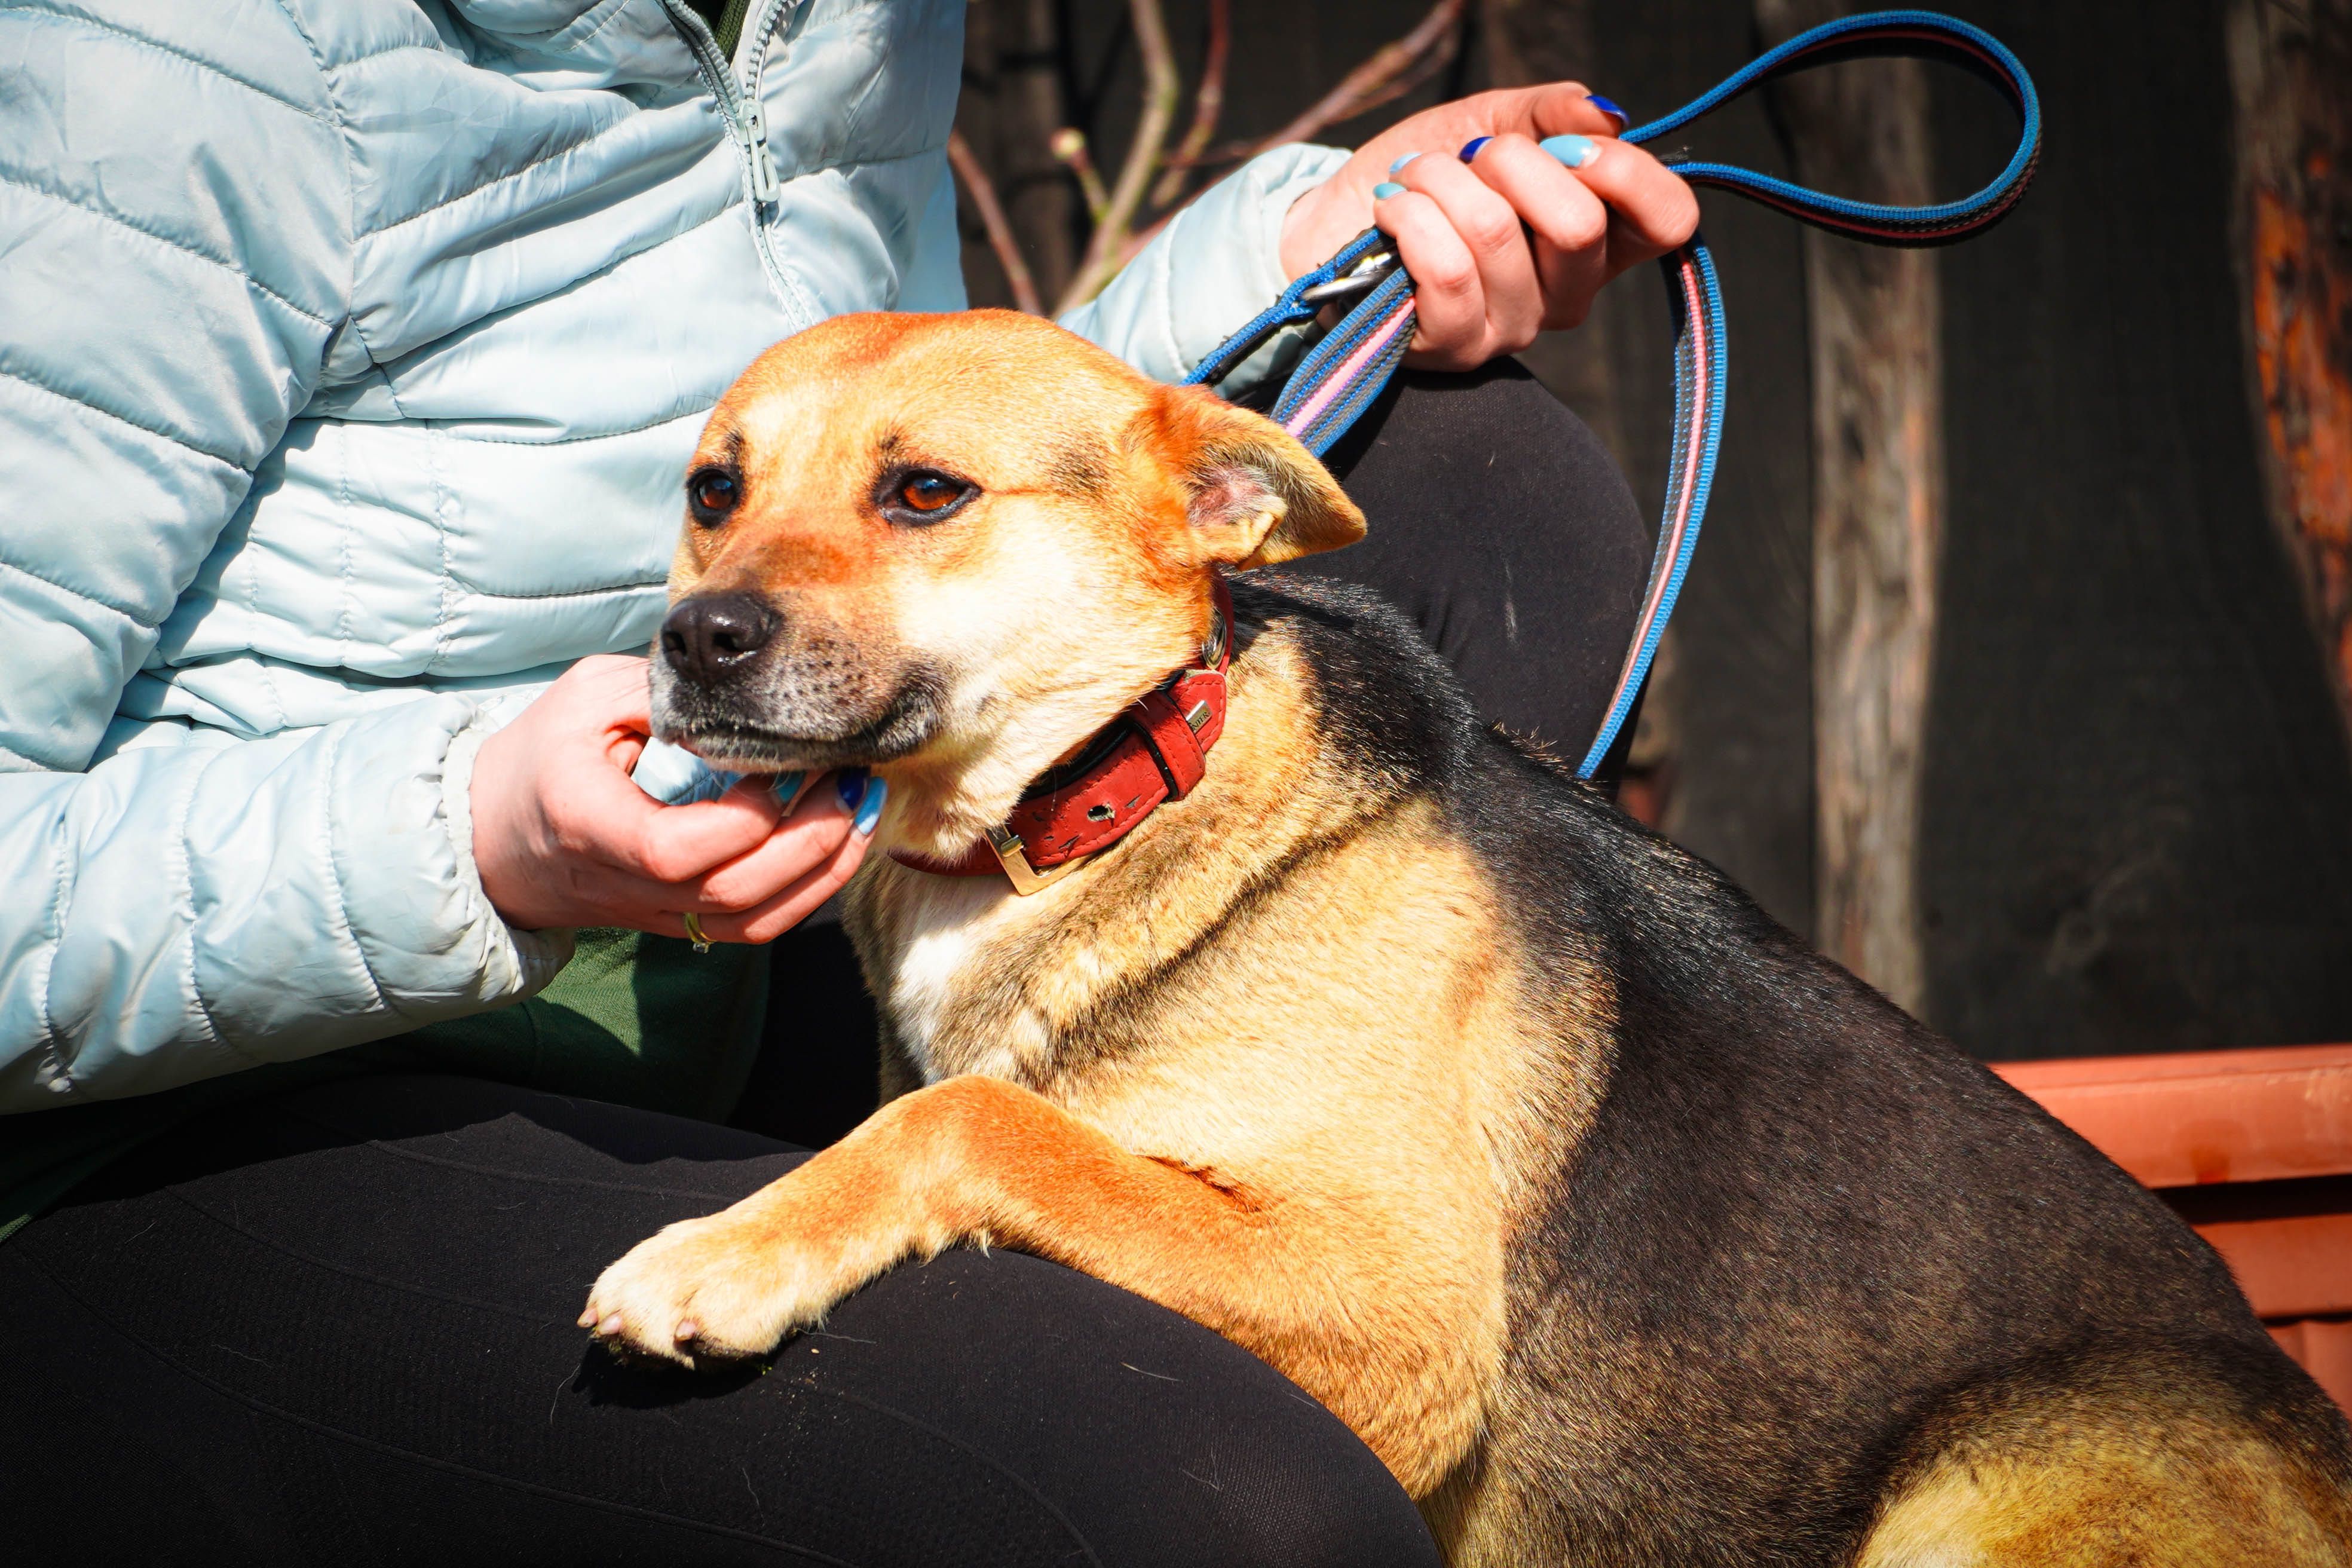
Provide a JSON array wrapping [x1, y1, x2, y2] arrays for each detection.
[[1, 1075, 1438, 1568]]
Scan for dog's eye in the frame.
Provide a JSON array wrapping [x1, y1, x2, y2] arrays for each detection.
[[899, 473, 966, 513], [879, 468, 976, 525], [687, 467, 739, 523], [902, 476, 954, 510]]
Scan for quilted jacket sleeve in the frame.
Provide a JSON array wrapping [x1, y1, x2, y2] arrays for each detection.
[[1059, 143, 1353, 393], [0, 4, 560, 1113]]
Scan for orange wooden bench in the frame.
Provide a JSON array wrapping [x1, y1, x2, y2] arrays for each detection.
[[1994, 1042, 2352, 1413]]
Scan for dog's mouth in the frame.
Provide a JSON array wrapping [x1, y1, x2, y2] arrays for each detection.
[[655, 670, 947, 774]]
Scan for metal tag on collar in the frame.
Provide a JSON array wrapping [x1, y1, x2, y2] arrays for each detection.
[[987, 824, 1092, 896]]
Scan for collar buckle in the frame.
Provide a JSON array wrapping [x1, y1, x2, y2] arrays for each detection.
[[986, 824, 1092, 895], [902, 577, 1236, 895]]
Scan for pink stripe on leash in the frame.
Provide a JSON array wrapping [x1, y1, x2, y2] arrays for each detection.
[[1600, 253, 1711, 721], [1282, 302, 1416, 438]]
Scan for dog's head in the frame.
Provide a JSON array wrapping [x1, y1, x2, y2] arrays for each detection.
[[651, 309, 1365, 850]]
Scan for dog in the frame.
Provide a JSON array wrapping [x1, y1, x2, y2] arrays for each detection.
[[583, 309, 2352, 1564]]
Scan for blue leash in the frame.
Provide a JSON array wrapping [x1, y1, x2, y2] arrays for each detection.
[[1184, 9, 2041, 778]]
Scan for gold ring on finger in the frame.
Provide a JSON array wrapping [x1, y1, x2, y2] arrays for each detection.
[[681, 911, 713, 954]]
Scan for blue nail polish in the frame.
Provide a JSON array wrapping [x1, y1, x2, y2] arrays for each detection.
[[769, 770, 806, 807], [1541, 133, 1598, 169], [835, 766, 869, 810], [1584, 94, 1630, 128], [1371, 181, 1406, 200], [1388, 151, 1421, 173], [1457, 135, 1493, 163], [853, 776, 888, 837]]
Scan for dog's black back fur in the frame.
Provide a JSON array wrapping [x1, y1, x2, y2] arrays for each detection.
[[1244, 569, 2352, 1562]]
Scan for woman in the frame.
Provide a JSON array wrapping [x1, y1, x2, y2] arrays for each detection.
[[0, 1, 1694, 1559]]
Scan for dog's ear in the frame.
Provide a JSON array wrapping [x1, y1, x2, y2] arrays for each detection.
[[1143, 385, 1367, 569]]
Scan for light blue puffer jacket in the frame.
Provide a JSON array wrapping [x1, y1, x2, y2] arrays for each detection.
[[0, 0, 1349, 1113]]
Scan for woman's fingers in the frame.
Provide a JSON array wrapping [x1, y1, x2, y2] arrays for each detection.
[[471, 654, 886, 941], [689, 772, 867, 913], [555, 772, 862, 924], [1400, 149, 1544, 350], [1524, 80, 1631, 140], [1546, 135, 1702, 273], [1464, 133, 1612, 330], [694, 797, 881, 945], [517, 652, 788, 886], [1380, 143, 1566, 368], [1459, 130, 1696, 294], [1372, 184, 1488, 368], [1373, 117, 1696, 365], [1276, 82, 1685, 362], [611, 771, 884, 944], [555, 760, 786, 884]]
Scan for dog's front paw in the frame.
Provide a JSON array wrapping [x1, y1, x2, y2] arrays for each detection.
[[580, 1205, 855, 1368]]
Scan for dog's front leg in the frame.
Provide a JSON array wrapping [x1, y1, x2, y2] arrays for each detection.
[[582, 1074, 1277, 1370], [582, 1073, 1480, 1491], [581, 1082, 973, 1368]]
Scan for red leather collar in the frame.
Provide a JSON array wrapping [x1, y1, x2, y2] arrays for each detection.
[[891, 576, 1234, 893]]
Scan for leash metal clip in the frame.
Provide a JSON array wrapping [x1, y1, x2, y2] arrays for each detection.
[[1298, 248, 1402, 308]]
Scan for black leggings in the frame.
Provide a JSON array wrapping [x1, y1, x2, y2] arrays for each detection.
[[1, 365, 1644, 1566], [2, 1077, 1429, 1566]]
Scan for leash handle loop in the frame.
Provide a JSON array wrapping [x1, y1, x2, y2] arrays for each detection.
[[1619, 9, 2042, 245]]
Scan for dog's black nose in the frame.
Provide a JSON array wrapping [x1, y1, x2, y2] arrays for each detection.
[[661, 593, 779, 684]]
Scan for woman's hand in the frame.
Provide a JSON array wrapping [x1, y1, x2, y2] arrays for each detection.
[[1278, 84, 1699, 371], [469, 655, 884, 944]]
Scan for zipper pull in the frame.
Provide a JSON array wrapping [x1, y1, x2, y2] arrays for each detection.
[[737, 92, 783, 207]]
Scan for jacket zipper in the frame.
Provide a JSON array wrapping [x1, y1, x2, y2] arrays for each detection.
[[657, 0, 811, 322], [732, 0, 799, 198]]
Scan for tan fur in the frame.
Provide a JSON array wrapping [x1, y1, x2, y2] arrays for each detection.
[[1860, 1385, 2352, 1568], [585, 311, 2352, 1564], [597, 607, 1602, 1494], [850, 649, 1604, 1494], [658, 310, 1361, 855]]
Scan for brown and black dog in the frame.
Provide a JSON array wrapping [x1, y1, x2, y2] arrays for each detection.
[[584, 309, 2352, 1565]]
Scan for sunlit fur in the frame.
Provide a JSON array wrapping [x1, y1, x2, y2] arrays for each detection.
[[591, 313, 2352, 1565], [652, 310, 1359, 859]]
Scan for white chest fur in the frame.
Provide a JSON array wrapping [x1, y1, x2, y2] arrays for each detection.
[[877, 871, 1053, 1084]]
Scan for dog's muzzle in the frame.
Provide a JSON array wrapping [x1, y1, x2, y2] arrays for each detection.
[[651, 591, 944, 772]]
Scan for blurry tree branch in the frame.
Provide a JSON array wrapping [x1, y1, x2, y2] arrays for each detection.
[[946, 130, 1043, 317], [1195, 0, 1466, 169], [1150, 0, 1230, 210], [1054, 0, 1184, 314], [956, 0, 1469, 317], [1049, 128, 1113, 224], [1107, 1, 1465, 285]]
